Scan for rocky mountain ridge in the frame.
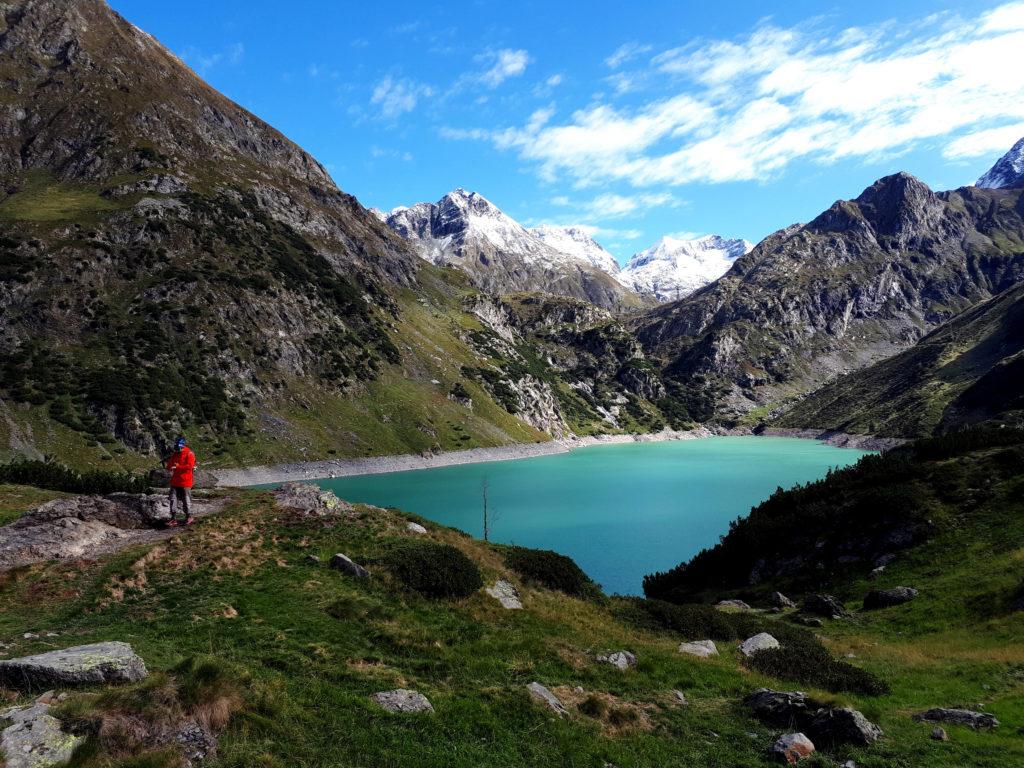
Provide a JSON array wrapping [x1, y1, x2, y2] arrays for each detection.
[[976, 135, 1024, 190], [618, 234, 752, 302]]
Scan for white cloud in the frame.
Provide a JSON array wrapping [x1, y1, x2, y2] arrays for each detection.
[[605, 41, 653, 68], [371, 76, 434, 119], [477, 49, 530, 88], [546, 74, 563, 87], [944, 123, 1024, 158], [451, 3, 1024, 188]]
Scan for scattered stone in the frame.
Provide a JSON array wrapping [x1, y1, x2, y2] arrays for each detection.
[[304, 555, 321, 565], [678, 639, 718, 658], [773, 732, 814, 764], [716, 599, 752, 610], [23, 633, 38, 639], [370, 689, 434, 714], [526, 682, 568, 717], [596, 651, 637, 670], [770, 591, 796, 609], [673, 690, 687, 705], [913, 708, 999, 730], [0, 642, 147, 690], [810, 706, 884, 746], [802, 594, 848, 619], [794, 615, 824, 628], [1, 702, 84, 768], [841, 762, 858, 768], [406, 522, 428, 535], [35, 690, 56, 705], [484, 580, 522, 609], [274, 483, 351, 517], [868, 566, 886, 580], [329, 553, 370, 579], [863, 586, 918, 609], [739, 632, 780, 657], [744, 689, 813, 726], [171, 719, 218, 767], [931, 727, 948, 741]]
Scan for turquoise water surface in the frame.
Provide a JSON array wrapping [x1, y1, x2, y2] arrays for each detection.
[[313, 437, 869, 596]]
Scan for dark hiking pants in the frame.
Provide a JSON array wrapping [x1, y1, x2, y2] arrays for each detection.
[[169, 486, 192, 519]]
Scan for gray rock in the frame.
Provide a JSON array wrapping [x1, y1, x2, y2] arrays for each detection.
[[913, 708, 999, 730], [1, 702, 84, 768], [770, 591, 796, 609], [329, 553, 370, 579], [772, 732, 814, 763], [485, 580, 522, 609], [370, 689, 434, 714], [809, 706, 884, 746], [0, 642, 147, 690], [794, 615, 824, 628], [678, 639, 718, 658], [527, 682, 568, 717], [596, 651, 637, 670], [274, 483, 351, 516], [171, 719, 218, 767], [802, 594, 848, 619], [304, 555, 321, 565], [406, 522, 428, 535], [745, 690, 882, 748], [673, 690, 687, 705], [716, 599, 752, 610], [868, 566, 886, 580], [744, 689, 814, 726], [739, 632, 780, 657], [931, 726, 948, 741], [863, 586, 918, 609]]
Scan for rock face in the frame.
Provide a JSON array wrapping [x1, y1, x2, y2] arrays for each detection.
[[526, 682, 568, 717], [485, 580, 523, 610], [370, 689, 434, 714], [745, 689, 883, 748], [810, 706, 884, 747], [274, 484, 350, 516], [863, 586, 918, 609], [1, 701, 84, 768], [739, 633, 780, 657], [913, 708, 999, 730], [802, 594, 848, 619], [329, 553, 370, 579], [772, 732, 815, 764], [0, 642, 147, 690], [976, 135, 1024, 189], [678, 640, 718, 658], [596, 651, 637, 670]]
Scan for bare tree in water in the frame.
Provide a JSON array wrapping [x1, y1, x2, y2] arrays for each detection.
[[482, 476, 500, 541]]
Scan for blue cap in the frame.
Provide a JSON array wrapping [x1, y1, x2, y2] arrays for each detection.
[[175, 436, 186, 448]]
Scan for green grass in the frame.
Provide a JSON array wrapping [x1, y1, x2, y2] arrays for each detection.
[[0, 481, 1020, 767], [0, 483, 67, 525], [0, 172, 122, 222]]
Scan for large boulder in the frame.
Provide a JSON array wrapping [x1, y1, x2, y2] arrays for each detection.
[[773, 732, 815, 764], [527, 682, 568, 717], [679, 639, 718, 659], [329, 553, 370, 579], [596, 651, 637, 670], [745, 689, 883, 748], [809, 706, 884, 746], [802, 594, 848, 619], [485, 580, 523, 609], [913, 708, 999, 730], [0, 642, 147, 690], [275, 483, 351, 516], [739, 632, 780, 657], [370, 689, 434, 714], [744, 689, 814, 727], [1, 701, 84, 768], [863, 586, 918, 609], [770, 591, 797, 609]]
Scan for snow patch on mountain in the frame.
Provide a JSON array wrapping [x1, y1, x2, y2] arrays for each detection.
[[529, 225, 620, 273], [619, 235, 752, 302], [976, 135, 1024, 189]]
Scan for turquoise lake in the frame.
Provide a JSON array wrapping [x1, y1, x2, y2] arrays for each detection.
[[312, 436, 869, 596]]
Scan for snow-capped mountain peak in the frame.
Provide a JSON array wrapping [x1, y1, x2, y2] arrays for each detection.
[[976, 136, 1024, 189], [619, 234, 752, 302], [529, 224, 619, 273]]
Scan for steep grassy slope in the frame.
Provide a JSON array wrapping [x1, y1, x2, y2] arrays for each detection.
[[774, 283, 1024, 437], [0, 478, 1021, 766]]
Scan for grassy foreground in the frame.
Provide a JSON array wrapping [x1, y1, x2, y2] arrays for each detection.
[[0, 483, 1021, 767]]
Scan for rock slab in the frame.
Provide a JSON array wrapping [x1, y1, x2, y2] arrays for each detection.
[[1, 702, 84, 768], [863, 586, 918, 609], [329, 553, 370, 579], [740, 632, 780, 657], [527, 682, 568, 717], [678, 639, 718, 658], [597, 651, 637, 670], [803, 594, 848, 619], [0, 642, 147, 690], [371, 689, 434, 714], [913, 708, 999, 730], [274, 483, 351, 516], [485, 580, 522, 609], [773, 732, 814, 764], [716, 599, 752, 610]]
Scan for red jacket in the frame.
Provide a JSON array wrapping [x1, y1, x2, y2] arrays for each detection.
[[166, 447, 196, 488]]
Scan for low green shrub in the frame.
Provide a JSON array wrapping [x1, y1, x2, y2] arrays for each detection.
[[0, 459, 150, 494], [746, 641, 890, 696], [503, 545, 602, 599], [381, 540, 483, 599]]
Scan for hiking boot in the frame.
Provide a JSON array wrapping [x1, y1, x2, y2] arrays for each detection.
[[167, 519, 179, 527], [185, 517, 196, 526]]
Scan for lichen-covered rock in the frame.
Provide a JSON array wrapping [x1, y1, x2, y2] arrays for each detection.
[[371, 689, 434, 714], [527, 682, 568, 717], [275, 483, 351, 516], [863, 586, 918, 609], [802, 594, 848, 619], [0, 642, 147, 690], [772, 732, 814, 764], [739, 632, 780, 657], [913, 708, 999, 730], [485, 580, 522, 609], [716, 599, 752, 610], [406, 522, 428, 535], [596, 651, 637, 670], [329, 553, 370, 579], [809, 706, 884, 746], [1, 702, 84, 768], [678, 639, 718, 658]]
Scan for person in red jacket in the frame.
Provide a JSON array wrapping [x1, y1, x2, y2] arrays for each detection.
[[166, 436, 196, 526]]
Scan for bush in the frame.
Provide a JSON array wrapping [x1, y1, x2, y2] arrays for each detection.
[[503, 546, 602, 599], [381, 540, 483, 599], [746, 642, 890, 696], [0, 459, 150, 494]]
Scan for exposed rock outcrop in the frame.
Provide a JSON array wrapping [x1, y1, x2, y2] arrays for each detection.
[[863, 586, 918, 609], [913, 708, 999, 730], [1, 701, 83, 768], [485, 580, 523, 609], [678, 640, 718, 659], [329, 553, 370, 579], [0, 642, 147, 690], [371, 689, 434, 714]]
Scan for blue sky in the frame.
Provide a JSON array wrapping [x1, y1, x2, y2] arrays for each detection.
[[110, 0, 1024, 263]]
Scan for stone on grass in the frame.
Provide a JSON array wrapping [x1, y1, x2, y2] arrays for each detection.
[[772, 732, 814, 764], [304, 555, 321, 565], [485, 580, 522, 609], [802, 594, 848, 619], [739, 632, 780, 657], [863, 586, 918, 609], [406, 522, 428, 535], [770, 591, 796, 609], [931, 727, 948, 741], [716, 599, 752, 610], [810, 706, 884, 746], [371, 689, 434, 714], [596, 651, 637, 670], [0, 642, 147, 690], [527, 682, 568, 717], [913, 708, 999, 730], [678, 639, 718, 658], [673, 690, 687, 705], [274, 483, 351, 516], [794, 615, 824, 628], [329, 553, 370, 579], [1, 702, 83, 768], [744, 689, 813, 726]]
